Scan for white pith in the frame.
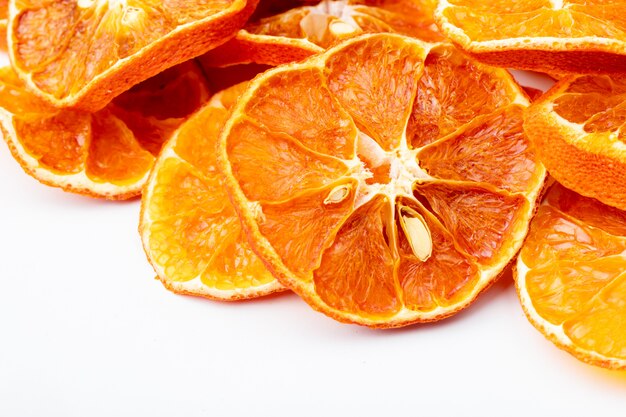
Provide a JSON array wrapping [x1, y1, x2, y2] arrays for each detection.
[[348, 130, 431, 210], [550, 0, 565, 10], [219, 35, 548, 325], [301, 0, 361, 40]]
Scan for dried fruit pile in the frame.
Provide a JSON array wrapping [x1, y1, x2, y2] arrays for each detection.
[[2, 0, 626, 369]]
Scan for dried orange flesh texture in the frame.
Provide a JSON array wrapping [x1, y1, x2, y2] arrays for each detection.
[[0, 61, 210, 199], [220, 34, 546, 327], [0, 1, 7, 54], [524, 74, 626, 211], [435, 0, 626, 73], [140, 82, 283, 300], [9, 0, 256, 110], [517, 183, 626, 369], [200, 0, 442, 67]]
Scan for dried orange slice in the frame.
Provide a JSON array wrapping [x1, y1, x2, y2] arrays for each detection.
[[8, 0, 258, 111], [516, 182, 626, 369], [0, 61, 210, 199], [140, 82, 284, 300], [201, 0, 442, 67], [525, 74, 626, 211], [435, 0, 626, 74], [218, 34, 546, 327]]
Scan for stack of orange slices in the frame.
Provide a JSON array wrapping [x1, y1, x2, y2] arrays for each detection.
[[2, 0, 626, 371]]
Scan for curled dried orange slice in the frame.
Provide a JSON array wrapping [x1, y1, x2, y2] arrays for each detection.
[[219, 34, 546, 327], [201, 0, 441, 67], [517, 182, 626, 369], [8, 0, 258, 111], [0, 61, 210, 199], [435, 0, 626, 74], [140, 82, 283, 300], [525, 74, 626, 211]]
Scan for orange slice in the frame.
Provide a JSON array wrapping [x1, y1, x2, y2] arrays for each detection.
[[0, 61, 210, 199], [435, 0, 626, 74], [201, 0, 442, 67], [524, 74, 626, 211], [516, 182, 626, 369], [218, 34, 546, 327], [140, 82, 283, 300], [8, 0, 258, 111]]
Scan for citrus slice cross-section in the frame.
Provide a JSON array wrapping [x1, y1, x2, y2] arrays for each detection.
[[140, 82, 284, 300], [435, 0, 626, 74], [0, 61, 210, 199], [7, 0, 258, 111], [218, 34, 546, 327], [524, 74, 626, 211], [201, 0, 442, 67], [516, 182, 626, 369]]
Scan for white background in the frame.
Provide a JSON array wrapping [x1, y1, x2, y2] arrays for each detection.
[[1, 72, 625, 416]]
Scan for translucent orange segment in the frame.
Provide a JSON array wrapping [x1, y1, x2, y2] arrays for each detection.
[[351, 5, 442, 42], [226, 119, 349, 202], [258, 180, 357, 276], [0, 0, 6, 20], [546, 183, 626, 236], [520, 206, 626, 270], [314, 195, 401, 317], [446, 0, 550, 13], [526, 257, 626, 326], [173, 102, 227, 177], [566, 75, 626, 95], [583, 102, 626, 134], [419, 106, 538, 193], [397, 199, 479, 312], [442, 7, 626, 41], [218, 81, 250, 109], [553, 93, 625, 125], [0, 68, 54, 116], [202, 226, 275, 290], [147, 158, 226, 222], [14, 111, 90, 174], [564, 274, 626, 360], [325, 35, 425, 151], [246, 7, 309, 37], [415, 182, 527, 264], [569, 4, 626, 34], [146, 148, 243, 285], [245, 68, 357, 160], [148, 207, 238, 282], [407, 45, 514, 148], [85, 111, 154, 184]]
